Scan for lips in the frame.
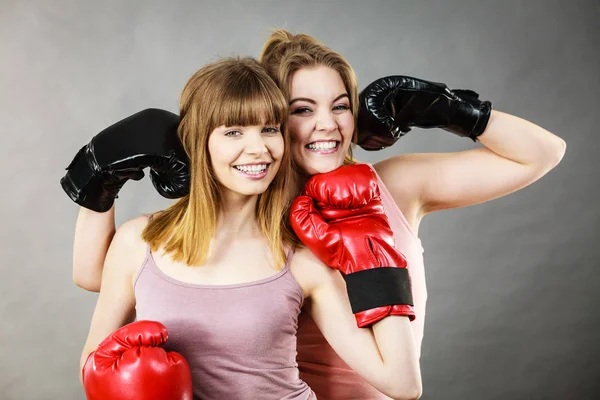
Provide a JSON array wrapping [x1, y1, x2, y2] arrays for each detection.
[[232, 163, 270, 180], [233, 163, 268, 173]]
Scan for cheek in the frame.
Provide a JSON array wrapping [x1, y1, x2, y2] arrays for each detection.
[[208, 137, 237, 167], [268, 136, 285, 160], [288, 117, 311, 145], [338, 113, 355, 139]]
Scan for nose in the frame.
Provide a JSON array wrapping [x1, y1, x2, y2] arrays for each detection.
[[315, 109, 337, 133], [245, 131, 268, 155]]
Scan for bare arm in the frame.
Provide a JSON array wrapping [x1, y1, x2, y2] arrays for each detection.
[[73, 206, 117, 292], [375, 110, 566, 217], [79, 215, 148, 382], [295, 249, 422, 400]]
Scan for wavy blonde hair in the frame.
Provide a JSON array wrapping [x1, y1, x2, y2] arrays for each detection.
[[259, 29, 358, 165], [143, 57, 296, 269]]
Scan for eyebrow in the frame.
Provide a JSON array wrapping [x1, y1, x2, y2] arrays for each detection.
[[289, 93, 349, 106]]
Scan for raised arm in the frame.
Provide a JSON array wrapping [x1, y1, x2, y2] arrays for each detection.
[[61, 109, 189, 291], [72, 206, 116, 291], [375, 110, 565, 215], [356, 76, 565, 216]]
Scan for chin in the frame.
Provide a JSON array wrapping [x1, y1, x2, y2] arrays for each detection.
[[301, 159, 343, 176], [229, 180, 272, 197], [240, 187, 270, 196], [296, 147, 348, 176]]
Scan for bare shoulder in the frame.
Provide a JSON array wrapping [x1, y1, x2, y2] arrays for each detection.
[[373, 154, 425, 192], [106, 214, 150, 277], [290, 246, 339, 298], [115, 214, 150, 242]]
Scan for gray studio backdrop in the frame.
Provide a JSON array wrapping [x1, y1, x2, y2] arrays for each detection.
[[1, 1, 599, 399]]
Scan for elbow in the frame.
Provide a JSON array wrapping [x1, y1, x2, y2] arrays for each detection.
[[546, 136, 566, 169], [388, 385, 422, 400], [73, 273, 101, 293], [384, 376, 423, 400], [530, 135, 566, 175]]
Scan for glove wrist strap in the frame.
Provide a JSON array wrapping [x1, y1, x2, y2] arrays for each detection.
[[449, 92, 493, 141], [344, 267, 414, 314]]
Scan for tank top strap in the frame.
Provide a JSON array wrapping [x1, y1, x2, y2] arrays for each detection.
[[132, 214, 154, 288]]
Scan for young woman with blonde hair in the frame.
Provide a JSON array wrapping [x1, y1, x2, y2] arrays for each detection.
[[258, 29, 565, 399]]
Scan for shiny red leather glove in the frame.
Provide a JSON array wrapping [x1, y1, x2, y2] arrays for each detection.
[[82, 320, 193, 400], [290, 164, 415, 328]]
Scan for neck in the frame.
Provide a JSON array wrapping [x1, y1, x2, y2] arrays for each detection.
[[215, 191, 262, 240]]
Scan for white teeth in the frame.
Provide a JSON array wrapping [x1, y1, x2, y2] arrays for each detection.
[[234, 164, 268, 174], [307, 141, 337, 150]]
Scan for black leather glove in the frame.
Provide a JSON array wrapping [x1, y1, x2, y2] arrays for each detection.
[[357, 76, 492, 150], [60, 108, 189, 212]]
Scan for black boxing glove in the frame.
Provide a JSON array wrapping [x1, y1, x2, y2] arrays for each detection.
[[60, 108, 190, 212], [357, 76, 492, 150]]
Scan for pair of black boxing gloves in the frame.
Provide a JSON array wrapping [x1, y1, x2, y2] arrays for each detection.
[[60, 76, 492, 212]]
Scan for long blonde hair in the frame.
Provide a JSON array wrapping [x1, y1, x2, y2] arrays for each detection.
[[143, 57, 296, 269], [259, 29, 358, 164]]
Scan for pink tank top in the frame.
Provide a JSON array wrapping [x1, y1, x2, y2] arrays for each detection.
[[134, 248, 316, 400], [296, 164, 427, 400]]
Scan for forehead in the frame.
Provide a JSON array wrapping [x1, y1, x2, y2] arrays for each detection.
[[289, 66, 346, 99]]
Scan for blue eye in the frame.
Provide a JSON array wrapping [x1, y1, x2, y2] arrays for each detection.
[[224, 130, 242, 137], [263, 126, 281, 134]]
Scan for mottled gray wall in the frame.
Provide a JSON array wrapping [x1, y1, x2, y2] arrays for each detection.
[[1, 1, 598, 399]]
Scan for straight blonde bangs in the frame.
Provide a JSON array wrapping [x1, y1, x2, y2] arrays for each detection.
[[210, 73, 288, 131]]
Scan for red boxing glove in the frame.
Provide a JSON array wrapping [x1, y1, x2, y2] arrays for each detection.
[[290, 164, 415, 327], [82, 320, 193, 400]]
